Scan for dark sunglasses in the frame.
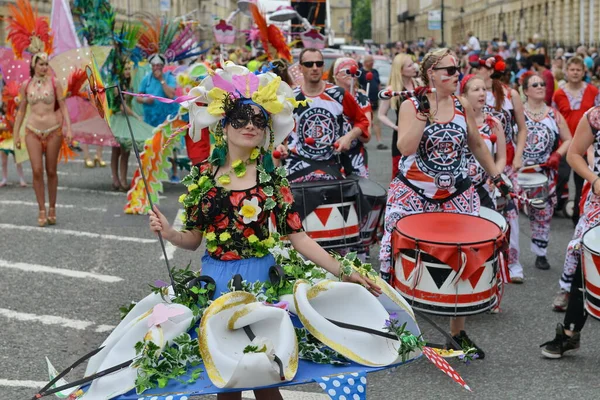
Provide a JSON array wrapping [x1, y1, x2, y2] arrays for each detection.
[[530, 82, 546, 88], [301, 61, 324, 68], [432, 66, 460, 76], [230, 113, 269, 130]]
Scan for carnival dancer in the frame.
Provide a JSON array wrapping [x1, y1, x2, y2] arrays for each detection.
[[539, 105, 600, 359], [461, 74, 506, 208], [520, 72, 572, 270], [8, 0, 73, 226], [109, 61, 155, 191], [282, 48, 370, 182], [378, 48, 511, 359], [476, 56, 528, 282], [328, 57, 372, 178], [378, 53, 419, 179], [552, 56, 600, 310], [553, 56, 600, 225], [149, 64, 381, 399]]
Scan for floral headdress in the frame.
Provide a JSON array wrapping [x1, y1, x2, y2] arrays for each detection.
[[183, 62, 295, 172], [7, 0, 54, 65], [138, 17, 206, 64]]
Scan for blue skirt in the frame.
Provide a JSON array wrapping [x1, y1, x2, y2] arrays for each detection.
[[201, 252, 275, 297]]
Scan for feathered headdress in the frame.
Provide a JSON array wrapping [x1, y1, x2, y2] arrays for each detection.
[[250, 4, 292, 63], [7, 0, 53, 63], [138, 17, 207, 64], [72, 0, 115, 46]]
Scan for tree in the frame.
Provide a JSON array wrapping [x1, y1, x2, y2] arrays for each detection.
[[352, 0, 372, 42]]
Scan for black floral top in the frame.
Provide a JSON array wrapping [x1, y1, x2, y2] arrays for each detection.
[[180, 161, 304, 260]]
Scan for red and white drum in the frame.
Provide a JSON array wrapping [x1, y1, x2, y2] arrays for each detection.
[[479, 207, 507, 234], [291, 179, 362, 249], [392, 213, 504, 316], [358, 178, 387, 247], [581, 225, 600, 320]]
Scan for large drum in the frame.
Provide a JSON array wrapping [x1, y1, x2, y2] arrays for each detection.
[[479, 207, 507, 234], [517, 172, 548, 201], [358, 178, 387, 247], [581, 225, 600, 320], [392, 213, 504, 316], [291, 178, 362, 249]]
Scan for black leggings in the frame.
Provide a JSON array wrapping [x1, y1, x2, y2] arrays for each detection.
[[564, 259, 588, 332], [556, 157, 586, 223]]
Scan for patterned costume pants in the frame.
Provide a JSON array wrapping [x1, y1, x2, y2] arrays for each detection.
[[379, 178, 480, 273], [524, 169, 557, 257], [559, 191, 600, 292], [503, 166, 523, 278]]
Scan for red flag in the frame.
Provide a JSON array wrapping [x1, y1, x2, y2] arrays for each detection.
[[422, 346, 472, 391]]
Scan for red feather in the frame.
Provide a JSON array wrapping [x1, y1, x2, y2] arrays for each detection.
[[267, 25, 292, 62], [7, 0, 53, 58], [67, 68, 89, 98], [250, 4, 271, 59], [2, 81, 21, 124]]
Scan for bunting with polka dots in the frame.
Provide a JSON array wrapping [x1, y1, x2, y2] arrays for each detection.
[[422, 346, 471, 391], [315, 371, 368, 400]]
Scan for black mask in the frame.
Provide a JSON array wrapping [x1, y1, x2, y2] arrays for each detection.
[[223, 96, 269, 130]]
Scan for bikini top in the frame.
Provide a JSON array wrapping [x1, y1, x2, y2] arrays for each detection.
[[26, 77, 57, 106]]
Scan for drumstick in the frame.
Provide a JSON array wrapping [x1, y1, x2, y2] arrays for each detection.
[[509, 193, 546, 210], [365, 71, 373, 97], [305, 137, 340, 149], [519, 163, 547, 172]]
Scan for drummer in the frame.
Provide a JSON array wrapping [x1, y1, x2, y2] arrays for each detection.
[[520, 72, 571, 271], [378, 48, 511, 359], [460, 74, 506, 208], [281, 48, 370, 182], [540, 105, 600, 359]]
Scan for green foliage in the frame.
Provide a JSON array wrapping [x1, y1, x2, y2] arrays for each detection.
[[383, 315, 426, 362], [295, 328, 349, 365], [351, 0, 372, 42], [132, 331, 203, 394], [118, 301, 137, 320]]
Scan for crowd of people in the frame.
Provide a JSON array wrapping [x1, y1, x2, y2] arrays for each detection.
[[5, 0, 600, 396]]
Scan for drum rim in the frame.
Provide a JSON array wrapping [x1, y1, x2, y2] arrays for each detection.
[[582, 226, 600, 256], [516, 173, 548, 186], [479, 207, 508, 232], [394, 212, 503, 246]]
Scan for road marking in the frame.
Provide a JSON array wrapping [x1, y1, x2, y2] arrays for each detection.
[[0, 259, 123, 283], [57, 186, 167, 199], [0, 308, 115, 333], [0, 223, 156, 244], [0, 379, 47, 388], [0, 200, 107, 213], [160, 209, 184, 260]]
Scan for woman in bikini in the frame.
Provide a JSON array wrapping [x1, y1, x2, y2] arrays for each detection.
[[12, 55, 72, 226]]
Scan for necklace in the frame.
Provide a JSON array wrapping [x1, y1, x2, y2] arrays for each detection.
[[525, 103, 547, 120], [216, 148, 260, 185]]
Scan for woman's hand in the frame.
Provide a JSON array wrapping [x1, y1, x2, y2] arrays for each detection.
[[66, 128, 73, 143], [343, 272, 382, 296], [15, 136, 21, 150], [512, 155, 523, 171], [149, 205, 176, 240]]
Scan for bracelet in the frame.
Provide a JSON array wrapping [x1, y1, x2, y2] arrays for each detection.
[[593, 177, 600, 195]]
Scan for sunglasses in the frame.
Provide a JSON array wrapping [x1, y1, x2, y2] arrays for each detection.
[[529, 82, 546, 88], [230, 113, 269, 130], [432, 66, 460, 76], [301, 61, 324, 68]]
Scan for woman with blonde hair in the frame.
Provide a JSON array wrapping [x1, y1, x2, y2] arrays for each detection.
[[379, 48, 511, 358], [378, 53, 419, 177]]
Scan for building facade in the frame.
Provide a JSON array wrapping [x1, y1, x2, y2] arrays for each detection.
[[372, 0, 600, 48], [330, 0, 353, 44]]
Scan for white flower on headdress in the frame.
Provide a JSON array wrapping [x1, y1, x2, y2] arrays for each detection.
[[239, 197, 262, 224]]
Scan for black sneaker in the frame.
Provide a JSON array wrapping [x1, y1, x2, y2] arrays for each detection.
[[535, 256, 551, 270], [540, 323, 580, 359], [376, 143, 389, 150], [447, 330, 485, 360]]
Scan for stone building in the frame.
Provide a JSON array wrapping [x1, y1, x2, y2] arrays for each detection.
[[372, 0, 600, 48], [330, 0, 353, 44]]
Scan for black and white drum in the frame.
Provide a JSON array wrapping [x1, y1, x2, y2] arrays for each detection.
[[291, 179, 362, 249]]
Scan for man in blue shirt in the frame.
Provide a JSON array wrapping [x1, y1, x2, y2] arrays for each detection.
[[137, 54, 178, 127]]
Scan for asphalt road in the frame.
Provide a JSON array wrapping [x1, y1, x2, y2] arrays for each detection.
[[1, 123, 600, 400]]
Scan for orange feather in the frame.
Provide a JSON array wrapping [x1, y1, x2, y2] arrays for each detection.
[[67, 68, 89, 98], [7, 0, 53, 58]]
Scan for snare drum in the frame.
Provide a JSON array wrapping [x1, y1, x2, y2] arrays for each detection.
[[291, 178, 362, 249], [517, 172, 548, 201], [358, 178, 387, 247], [392, 213, 504, 316], [581, 225, 600, 320]]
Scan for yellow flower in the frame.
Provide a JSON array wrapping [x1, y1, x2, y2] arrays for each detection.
[[178, 194, 187, 203], [219, 232, 231, 242], [205, 232, 217, 242], [207, 243, 217, 252], [250, 148, 260, 160], [262, 236, 275, 248], [248, 234, 259, 244], [188, 183, 198, 192], [232, 159, 243, 169], [179, 213, 187, 223], [239, 197, 262, 224], [198, 175, 209, 187], [218, 175, 231, 185], [252, 77, 283, 114]]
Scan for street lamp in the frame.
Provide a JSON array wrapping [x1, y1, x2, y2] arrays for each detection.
[[269, 6, 312, 30]]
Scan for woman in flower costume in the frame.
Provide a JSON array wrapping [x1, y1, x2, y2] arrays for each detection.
[[149, 64, 380, 397]]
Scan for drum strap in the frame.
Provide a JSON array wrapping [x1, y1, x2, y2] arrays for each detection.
[[396, 173, 472, 205], [287, 155, 345, 182]]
